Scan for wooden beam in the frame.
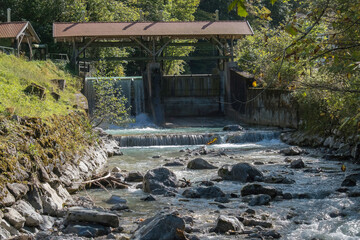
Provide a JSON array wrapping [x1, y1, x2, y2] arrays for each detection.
[[76, 41, 215, 48], [79, 55, 232, 62]]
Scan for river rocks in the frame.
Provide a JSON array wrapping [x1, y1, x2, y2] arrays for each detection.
[[263, 175, 295, 184], [13, 200, 43, 227], [66, 207, 120, 228], [141, 195, 156, 201], [0, 225, 11, 239], [143, 167, 178, 195], [163, 161, 184, 167], [248, 194, 271, 206], [290, 159, 305, 169], [125, 171, 144, 182], [218, 163, 263, 182], [241, 184, 278, 199], [213, 215, 244, 233], [187, 158, 217, 169], [241, 218, 273, 228], [3, 208, 26, 229], [342, 173, 360, 187], [64, 223, 110, 238], [280, 146, 304, 156], [223, 125, 244, 131], [182, 186, 225, 199], [106, 195, 127, 204], [263, 230, 281, 239], [110, 204, 129, 211], [132, 213, 185, 240]]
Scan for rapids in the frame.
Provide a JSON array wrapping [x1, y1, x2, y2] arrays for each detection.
[[78, 122, 360, 239]]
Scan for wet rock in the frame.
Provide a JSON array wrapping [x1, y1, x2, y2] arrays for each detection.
[[249, 194, 271, 206], [143, 167, 178, 195], [132, 213, 185, 240], [13, 200, 43, 227], [3, 208, 26, 229], [230, 193, 239, 198], [182, 186, 225, 199], [125, 171, 144, 182], [141, 195, 156, 201], [215, 196, 230, 203], [64, 223, 110, 237], [284, 157, 292, 163], [263, 175, 295, 184], [254, 161, 264, 165], [348, 191, 360, 198], [241, 184, 278, 199], [280, 146, 304, 156], [111, 167, 121, 173], [163, 161, 184, 167], [213, 215, 244, 233], [290, 159, 305, 169], [199, 181, 214, 187], [218, 163, 263, 182], [66, 207, 120, 228], [329, 211, 346, 218], [283, 193, 293, 200], [342, 173, 360, 187], [245, 209, 256, 215], [6, 183, 29, 200], [110, 204, 129, 211], [187, 158, 217, 170], [242, 218, 273, 228], [106, 195, 127, 204], [152, 155, 161, 159], [263, 230, 281, 239], [223, 125, 244, 131]]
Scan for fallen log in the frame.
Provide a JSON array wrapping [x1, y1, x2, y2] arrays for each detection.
[[81, 171, 131, 190]]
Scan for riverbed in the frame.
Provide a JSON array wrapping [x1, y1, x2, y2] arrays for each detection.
[[78, 122, 360, 239]]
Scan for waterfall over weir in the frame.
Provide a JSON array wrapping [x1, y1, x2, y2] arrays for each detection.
[[84, 76, 144, 115], [114, 130, 281, 147]]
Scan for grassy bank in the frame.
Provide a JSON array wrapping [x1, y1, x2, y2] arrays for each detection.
[[0, 53, 81, 118]]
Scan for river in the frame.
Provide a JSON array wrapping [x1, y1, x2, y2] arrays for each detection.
[[78, 119, 360, 239]]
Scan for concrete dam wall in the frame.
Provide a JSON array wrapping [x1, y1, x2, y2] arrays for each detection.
[[162, 74, 221, 117]]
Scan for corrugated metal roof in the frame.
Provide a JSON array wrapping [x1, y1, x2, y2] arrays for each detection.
[[53, 21, 253, 41], [0, 21, 40, 43], [0, 22, 27, 38]]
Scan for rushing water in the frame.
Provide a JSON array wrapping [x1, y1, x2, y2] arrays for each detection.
[[79, 125, 360, 239]]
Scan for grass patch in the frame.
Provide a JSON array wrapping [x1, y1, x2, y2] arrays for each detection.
[[0, 53, 82, 118]]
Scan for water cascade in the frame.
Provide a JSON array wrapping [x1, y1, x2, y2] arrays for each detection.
[[133, 78, 145, 115], [114, 130, 280, 147]]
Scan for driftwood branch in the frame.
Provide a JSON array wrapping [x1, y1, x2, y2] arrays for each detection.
[[81, 171, 131, 190]]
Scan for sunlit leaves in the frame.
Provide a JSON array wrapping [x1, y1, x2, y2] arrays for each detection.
[[228, 0, 248, 17], [285, 24, 298, 36]]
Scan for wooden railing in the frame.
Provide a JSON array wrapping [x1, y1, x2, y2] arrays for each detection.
[[0, 46, 15, 55]]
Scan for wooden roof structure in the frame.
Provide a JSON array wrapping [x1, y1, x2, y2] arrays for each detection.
[[0, 21, 40, 43], [53, 21, 253, 42]]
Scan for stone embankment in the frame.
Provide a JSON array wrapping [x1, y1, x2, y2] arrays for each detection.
[[0, 113, 122, 239], [280, 131, 360, 163]]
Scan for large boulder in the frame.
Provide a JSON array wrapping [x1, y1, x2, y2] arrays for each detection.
[[290, 159, 305, 169], [64, 223, 110, 238], [342, 173, 360, 187], [6, 183, 29, 200], [132, 213, 185, 240], [213, 215, 244, 233], [223, 125, 244, 131], [218, 163, 263, 182], [125, 171, 144, 182], [143, 167, 178, 195], [13, 200, 43, 227], [182, 186, 225, 199], [66, 207, 120, 228], [187, 158, 217, 170], [280, 146, 304, 156], [249, 194, 271, 206], [241, 184, 278, 199]]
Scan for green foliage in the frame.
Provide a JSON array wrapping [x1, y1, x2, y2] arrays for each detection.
[[0, 53, 82, 118], [91, 78, 131, 127]]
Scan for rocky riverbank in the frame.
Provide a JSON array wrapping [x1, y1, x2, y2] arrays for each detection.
[[0, 113, 122, 239], [280, 131, 360, 163]]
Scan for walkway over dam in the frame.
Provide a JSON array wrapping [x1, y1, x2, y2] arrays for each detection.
[[53, 21, 254, 125]]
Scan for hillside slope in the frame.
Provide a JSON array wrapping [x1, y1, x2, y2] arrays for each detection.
[[0, 53, 82, 117]]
